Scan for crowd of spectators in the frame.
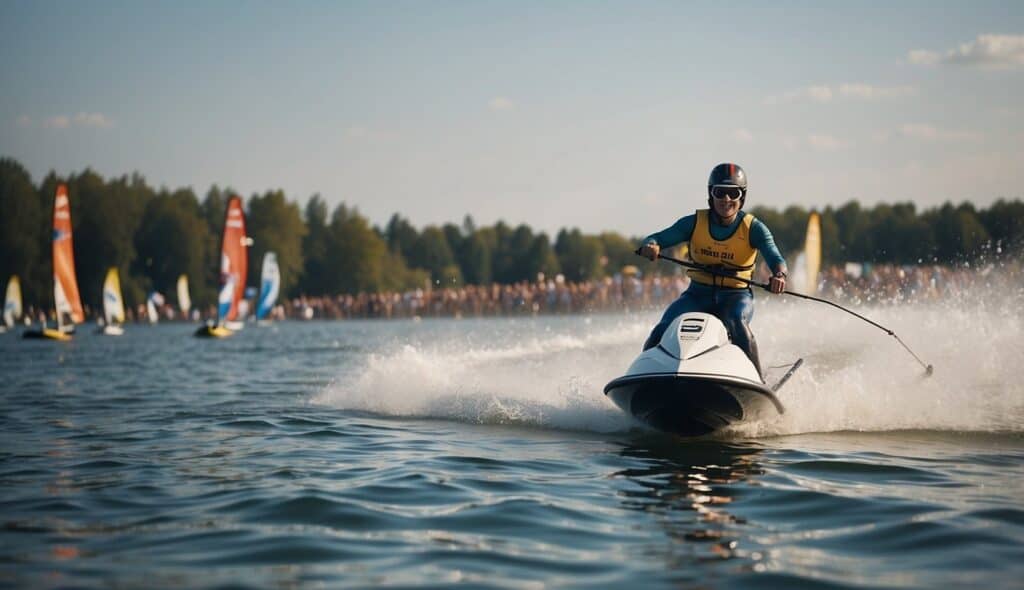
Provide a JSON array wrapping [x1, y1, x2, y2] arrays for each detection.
[[283, 261, 1021, 320], [26, 262, 1019, 325], [286, 273, 687, 320], [816, 262, 1021, 305]]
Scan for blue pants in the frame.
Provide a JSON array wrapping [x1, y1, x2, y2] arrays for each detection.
[[643, 282, 762, 376]]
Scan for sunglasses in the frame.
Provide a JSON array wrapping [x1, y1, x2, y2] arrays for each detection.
[[711, 185, 744, 201]]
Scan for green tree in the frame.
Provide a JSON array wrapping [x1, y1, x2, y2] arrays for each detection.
[[442, 223, 464, 255], [0, 158, 45, 305], [525, 233, 561, 280], [555, 228, 604, 281], [201, 185, 228, 236], [833, 201, 874, 261], [598, 232, 637, 274], [409, 226, 461, 285], [134, 189, 211, 306], [300, 194, 331, 295], [384, 213, 419, 261], [494, 225, 535, 283], [925, 203, 990, 263], [323, 203, 391, 294], [869, 203, 936, 264], [979, 199, 1024, 255], [70, 170, 152, 310], [490, 221, 515, 283], [818, 207, 843, 265], [460, 230, 493, 285]]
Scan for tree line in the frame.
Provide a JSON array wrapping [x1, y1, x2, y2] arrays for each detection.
[[1, 157, 1021, 310]]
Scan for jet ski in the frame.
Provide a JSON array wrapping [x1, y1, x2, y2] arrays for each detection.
[[604, 312, 801, 437]]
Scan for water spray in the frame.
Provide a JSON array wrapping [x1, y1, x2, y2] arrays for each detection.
[[641, 251, 935, 377]]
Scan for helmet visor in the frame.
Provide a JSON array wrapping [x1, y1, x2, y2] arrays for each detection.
[[711, 185, 744, 201]]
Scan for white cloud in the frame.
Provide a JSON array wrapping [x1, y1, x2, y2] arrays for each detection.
[[908, 34, 1024, 69], [838, 83, 915, 99], [42, 115, 70, 129], [732, 128, 754, 144], [779, 134, 848, 150], [73, 112, 113, 128], [806, 85, 834, 102], [766, 85, 832, 104], [899, 123, 981, 142], [38, 112, 114, 129], [807, 134, 846, 150], [908, 49, 941, 66], [766, 83, 914, 104], [488, 97, 515, 111]]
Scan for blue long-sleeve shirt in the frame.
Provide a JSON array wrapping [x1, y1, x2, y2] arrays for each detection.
[[644, 211, 788, 273]]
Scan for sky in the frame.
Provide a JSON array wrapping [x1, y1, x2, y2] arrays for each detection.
[[1, 0, 1022, 236]]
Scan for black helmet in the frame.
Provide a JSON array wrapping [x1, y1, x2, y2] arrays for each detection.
[[707, 163, 748, 208]]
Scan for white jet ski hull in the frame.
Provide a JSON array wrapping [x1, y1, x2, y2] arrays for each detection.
[[604, 312, 784, 436]]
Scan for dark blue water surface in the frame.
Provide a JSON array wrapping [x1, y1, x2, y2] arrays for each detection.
[[1, 316, 1022, 589]]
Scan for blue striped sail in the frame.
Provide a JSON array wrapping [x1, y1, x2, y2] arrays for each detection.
[[256, 252, 280, 321]]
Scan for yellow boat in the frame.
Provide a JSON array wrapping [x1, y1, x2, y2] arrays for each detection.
[[194, 324, 234, 339], [23, 327, 73, 341]]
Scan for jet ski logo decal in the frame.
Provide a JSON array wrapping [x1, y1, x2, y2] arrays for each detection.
[[680, 318, 704, 339]]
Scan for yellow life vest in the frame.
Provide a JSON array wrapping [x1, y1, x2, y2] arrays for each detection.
[[688, 209, 758, 288]]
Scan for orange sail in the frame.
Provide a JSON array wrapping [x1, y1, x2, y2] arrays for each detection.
[[219, 195, 249, 322], [52, 184, 84, 324]]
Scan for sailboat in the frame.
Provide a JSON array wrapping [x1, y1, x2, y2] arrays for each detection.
[[196, 195, 249, 338], [177, 274, 192, 320], [24, 184, 84, 341], [255, 252, 280, 326], [99, 268, 126, 335], [2, 275, 22, 333], [145, 291, 164, 324]]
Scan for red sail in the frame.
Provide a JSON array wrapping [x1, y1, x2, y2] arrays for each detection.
[[52, 184, 84, 323], [220, 196, 248, 321]]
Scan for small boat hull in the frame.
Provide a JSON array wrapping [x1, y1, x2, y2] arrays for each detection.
[[100, 324, 124, 336], [605, 312, 787, 437], [23, 327, 73, 341], [604, 373, 782, 437], [195, 325, 233, 338]]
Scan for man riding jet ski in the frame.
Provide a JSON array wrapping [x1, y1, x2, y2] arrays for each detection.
[[605, 163, 793, 436], [638, 162, 788, 377]]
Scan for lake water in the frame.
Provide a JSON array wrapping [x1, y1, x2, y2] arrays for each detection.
[[1, 298, 1022, 588]]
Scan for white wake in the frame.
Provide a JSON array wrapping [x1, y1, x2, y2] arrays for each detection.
[[315, 291, 1024, 436]]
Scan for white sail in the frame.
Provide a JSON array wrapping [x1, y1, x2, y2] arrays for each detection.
[[3, 276, 21, 329], [103, 268, 126, 325], [256, 252, 280, 321], [217, 274, 236, 325], [54, 274, 72, 316], [146, 291, 164, 324], [54, 276, 74, 332], [177, 274, 191, 315]]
